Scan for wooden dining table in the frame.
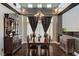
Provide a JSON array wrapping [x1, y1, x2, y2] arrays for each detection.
[[27, 40, 60, 56], [27, 41, 50, 56]]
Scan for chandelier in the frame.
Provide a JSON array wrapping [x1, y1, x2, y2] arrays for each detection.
[[34, 10, 44, 20]]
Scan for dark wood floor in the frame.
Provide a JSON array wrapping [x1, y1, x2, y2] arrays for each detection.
[[14, 43, 27, 56], [14, 43, 67, 56]]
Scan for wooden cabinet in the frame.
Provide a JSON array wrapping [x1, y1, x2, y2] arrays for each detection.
[[4, 37, 21, 56], [4, 14, 22, 56]]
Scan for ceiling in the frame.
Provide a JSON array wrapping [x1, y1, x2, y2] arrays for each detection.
[[20, 3, 60, 15]]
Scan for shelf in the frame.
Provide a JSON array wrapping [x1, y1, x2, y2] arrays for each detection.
[[4, 14, 22, 56]]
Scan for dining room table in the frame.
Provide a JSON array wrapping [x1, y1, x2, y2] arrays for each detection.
[[27, 40, 60, 56]]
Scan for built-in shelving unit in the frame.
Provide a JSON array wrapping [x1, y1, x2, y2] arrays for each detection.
[[4, 14, 22, 56]]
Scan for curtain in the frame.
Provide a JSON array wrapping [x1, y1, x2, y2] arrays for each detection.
[[41, 16, 52, 33], [28, 16, 38, 32]]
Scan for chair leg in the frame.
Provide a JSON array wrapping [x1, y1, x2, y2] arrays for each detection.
[[40, 49, 47, 56], [40, 49, 44, 56], [40, 49, 43, 56], [44, 49, 49, 56], [28, 49, 30, 56], [28, 45, 30, 56], [36, 49, 38, 56], [30, 49, 38, 56], [45, 49, 47, 56], [48, 49, 50, 56]]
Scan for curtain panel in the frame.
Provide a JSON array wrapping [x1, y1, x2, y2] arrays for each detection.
[[41, 16, 52, 33], [28, 16, 38, 32]]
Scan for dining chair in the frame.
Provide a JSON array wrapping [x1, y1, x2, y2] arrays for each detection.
[[28, 38, 38, 56], [29, 44, 38, 56], [40, 38, 50, 56]]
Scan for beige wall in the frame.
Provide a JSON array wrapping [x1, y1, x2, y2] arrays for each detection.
[[17, 15, 22, 40], [62, 5, 79, 54], [22, 16, 27, 44], [52, 16, 58, 41], [22, 16, 59, 42], [0, 3, 22, 56], [62, 5, 79, 31], [0, 4, 15, 55]]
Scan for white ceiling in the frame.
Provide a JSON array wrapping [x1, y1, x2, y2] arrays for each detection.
[[20, 3, 60, 8], [20, 3, 60, 15]]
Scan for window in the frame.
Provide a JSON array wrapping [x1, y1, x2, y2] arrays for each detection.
[[27, 17, 53, 41], [37, 4, 42, 8], [35, 20, 44, 38], [28, 4, 33, 8], [47, 4, 52, 8]]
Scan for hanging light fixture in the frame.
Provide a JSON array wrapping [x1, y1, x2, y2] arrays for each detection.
[[34, 10, 44, 20]]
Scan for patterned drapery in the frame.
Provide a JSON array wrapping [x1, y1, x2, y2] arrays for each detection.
[[41, 16, 52, 33], [28, 16, 38, 32]]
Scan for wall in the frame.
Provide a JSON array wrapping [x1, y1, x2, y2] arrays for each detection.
[[0, 3, 26, 55], [25, 16, 58, 42], [22, 16, 27, 44], [17, 15, 22, 40], [18, 16, 58, 43], [0, 4, 15, 55], [58, 15, 62, 35], [62, 5, 79, 31], [62, 5, 79, 54], [52, 16, 58, 41]]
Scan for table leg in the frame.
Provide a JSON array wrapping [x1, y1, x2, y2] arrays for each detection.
[[28, 44, 30, 56], [38, 45, 40, 56]]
